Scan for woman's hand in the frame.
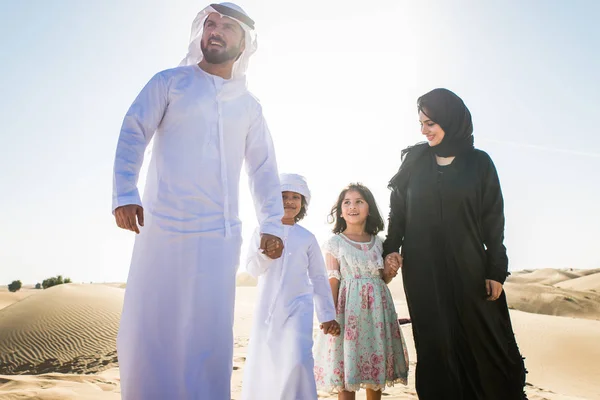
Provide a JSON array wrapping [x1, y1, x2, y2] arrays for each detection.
[[485, 279, 503, 301], [383, 253, 402, 282]]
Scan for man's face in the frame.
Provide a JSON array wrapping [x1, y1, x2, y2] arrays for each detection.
[[200, 13, 245, 65]]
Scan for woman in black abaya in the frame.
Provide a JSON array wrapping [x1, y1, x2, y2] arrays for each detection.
[[382, 88, 527, 400]]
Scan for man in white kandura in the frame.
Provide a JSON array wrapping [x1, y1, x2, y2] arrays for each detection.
[[112, 3, 284, 399]]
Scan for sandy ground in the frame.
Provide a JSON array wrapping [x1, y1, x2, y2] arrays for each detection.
[[1, 268, 599, 399]]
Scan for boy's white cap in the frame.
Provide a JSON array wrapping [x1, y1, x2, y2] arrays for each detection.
[[280, 173, 311, 206]]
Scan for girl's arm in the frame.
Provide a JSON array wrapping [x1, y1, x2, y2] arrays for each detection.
[[326, 253, 341, 310], [307, 236, 337, 323], [245, 228, 275, 278], [321, 237, 342, 309]]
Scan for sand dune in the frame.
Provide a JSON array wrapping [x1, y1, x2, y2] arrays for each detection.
[[574, 268, 600, 277], [0, 288, 39, 311], [0, 284, 123, 375], [507, 268, 581, 285], [555, 272, 600, 292], [2, 270, 600, 399], [0, 368, 121, 400], [505, 282, 600, 320]]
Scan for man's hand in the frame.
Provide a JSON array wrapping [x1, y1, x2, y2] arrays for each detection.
[[115, 205, 144, 234], [383, 252, 402, 281], [260, 234, 283, 259], [320, 320, 341, 336], [486, 279, 503, 301]]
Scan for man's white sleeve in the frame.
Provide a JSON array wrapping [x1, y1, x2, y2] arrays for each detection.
[[244, 105, 283, 237], [112, 72, 168, 212]]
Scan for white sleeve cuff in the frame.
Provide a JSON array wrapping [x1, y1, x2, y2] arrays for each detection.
[[112, 194, 142, 214], [327, 270, 341, 280], [259, 221, 283, 239]]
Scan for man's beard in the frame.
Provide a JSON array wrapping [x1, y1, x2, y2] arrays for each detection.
[[201, 39, 242, 64]]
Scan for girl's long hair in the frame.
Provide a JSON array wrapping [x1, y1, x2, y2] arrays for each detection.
[[328, 183, 384, 235]]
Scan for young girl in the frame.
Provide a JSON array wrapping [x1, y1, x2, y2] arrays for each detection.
[[242, 173, 341, 400], [313, 183, 409, 400]]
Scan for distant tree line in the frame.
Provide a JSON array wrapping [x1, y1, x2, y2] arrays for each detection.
[[6, 275, 72, 292], [41, 275, 71, 289]]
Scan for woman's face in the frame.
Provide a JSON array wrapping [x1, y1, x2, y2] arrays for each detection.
[[419, 110, 445, 147]]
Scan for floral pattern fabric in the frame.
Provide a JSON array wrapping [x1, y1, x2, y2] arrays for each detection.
[[314, 234, 409, 392]]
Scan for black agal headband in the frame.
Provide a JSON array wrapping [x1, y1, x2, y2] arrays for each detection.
[[210, 3, 255, 30]]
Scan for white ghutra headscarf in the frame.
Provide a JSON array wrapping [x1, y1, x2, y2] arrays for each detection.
[[280, 173, 311, 207], [179, 2, 257, 79]]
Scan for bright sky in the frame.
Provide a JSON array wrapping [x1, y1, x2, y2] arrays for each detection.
[[1, 0, 599, 285]]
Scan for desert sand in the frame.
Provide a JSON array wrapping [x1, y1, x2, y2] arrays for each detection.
[[1, 268, 599, 399], [0, 288, 37, 312]]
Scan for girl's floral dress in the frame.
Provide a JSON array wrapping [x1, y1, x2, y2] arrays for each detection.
[[313, 233, 409, 392]]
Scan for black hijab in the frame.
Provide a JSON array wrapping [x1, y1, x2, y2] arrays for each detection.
[[389, 88, 474, 191], [418, 88, 474, 157]]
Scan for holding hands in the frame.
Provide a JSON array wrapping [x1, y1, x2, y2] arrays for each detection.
[[260, 234, 284, 259], [383, 252, 403, 282], [320, 320, 341, 336]]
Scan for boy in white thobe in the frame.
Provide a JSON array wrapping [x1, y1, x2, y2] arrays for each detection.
[[242, 174, 340, 400]]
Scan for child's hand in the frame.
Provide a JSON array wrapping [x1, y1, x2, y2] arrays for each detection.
[[320, 320, 341, 336], [260, 234, 284, 259], [384, 253, 402, 281]]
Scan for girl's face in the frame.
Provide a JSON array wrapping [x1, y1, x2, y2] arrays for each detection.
[[282, 191, 302, 220], [340, 190, 369, 225], [419, 110, 446, 147]]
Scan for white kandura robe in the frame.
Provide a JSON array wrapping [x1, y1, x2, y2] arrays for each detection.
[[241, 224, 336, 400], [112, 65, 284, 400]]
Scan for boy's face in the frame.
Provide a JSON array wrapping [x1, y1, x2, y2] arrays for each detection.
[[282, 191, 302, 220]]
